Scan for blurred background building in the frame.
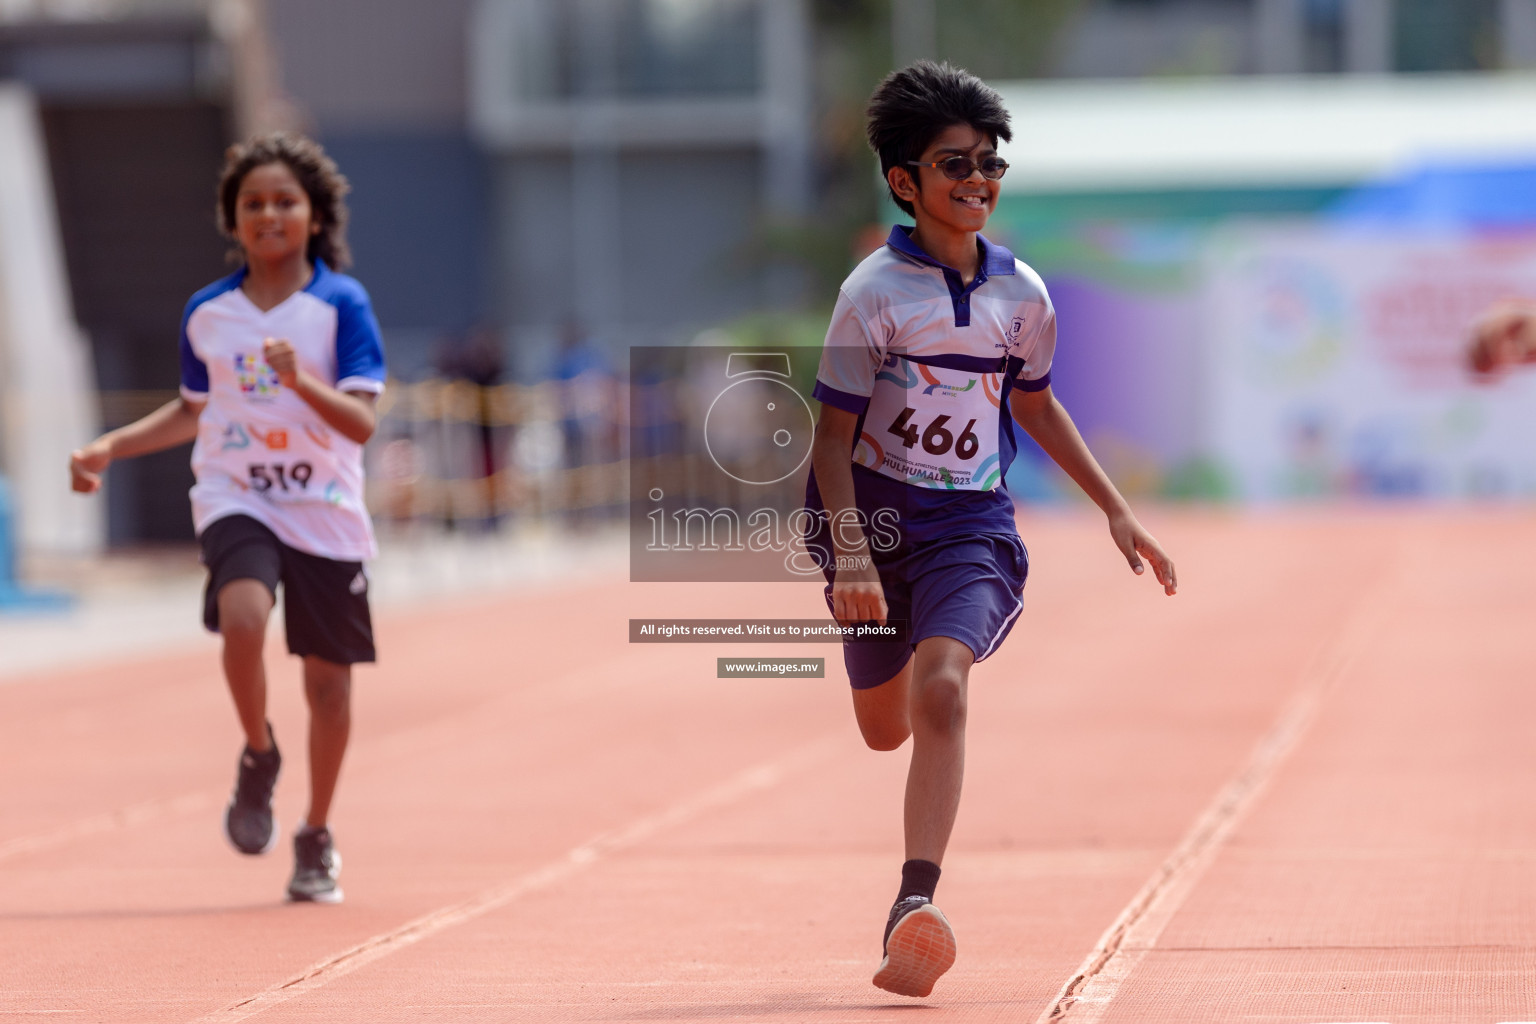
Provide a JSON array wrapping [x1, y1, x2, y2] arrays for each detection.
[[2, 0, 1536, 555]]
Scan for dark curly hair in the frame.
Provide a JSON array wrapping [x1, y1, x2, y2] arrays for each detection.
[[866, 61, 1012, 218], [217, 132, 352, 270]]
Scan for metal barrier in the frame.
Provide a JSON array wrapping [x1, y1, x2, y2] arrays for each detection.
[[93, 375, 631, 531], [368, 375, 627, 527]]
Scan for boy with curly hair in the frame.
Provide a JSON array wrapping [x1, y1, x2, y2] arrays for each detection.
[[71, 133, 385, 903]]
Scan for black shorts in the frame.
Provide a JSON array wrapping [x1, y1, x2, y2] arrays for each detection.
[[199, 514, 376, 665]]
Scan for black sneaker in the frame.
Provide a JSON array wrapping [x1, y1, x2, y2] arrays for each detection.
[[287, 825, 344, 903], [872, 895, 956, 998], [224, 729, 280, 855]]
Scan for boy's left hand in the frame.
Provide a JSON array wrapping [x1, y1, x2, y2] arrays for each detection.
[[262, 337, 299, 389], [1109, 510, 1177, 596]]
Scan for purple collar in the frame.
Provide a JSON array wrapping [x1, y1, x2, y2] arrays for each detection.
[[885, 224, 1016, 278], [884, 225, 1014, 327]]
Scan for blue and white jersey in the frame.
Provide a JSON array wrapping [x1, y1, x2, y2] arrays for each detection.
[[179, 261, 387, 561], [808, 226, 1055, 545]]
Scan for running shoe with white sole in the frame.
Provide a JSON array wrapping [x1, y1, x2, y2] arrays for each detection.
[[287, 825, 344, 903], [224, 730, 280, 855], [872, 895, 956, 997]]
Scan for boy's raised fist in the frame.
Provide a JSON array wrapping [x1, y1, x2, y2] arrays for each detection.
[[69, 441, 111, 493], [262, 337, 299, 388]]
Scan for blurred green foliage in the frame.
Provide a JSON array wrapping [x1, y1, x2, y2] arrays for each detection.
[[1159, 456, 1236, 502], [753, 1, 1087, 309]]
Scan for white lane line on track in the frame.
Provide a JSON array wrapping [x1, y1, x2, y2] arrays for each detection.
[[188, 733, 843, 1024], [0, 792, 214, 864], [1036, 566, 1402, 1024], [0, 650, 631, 865]]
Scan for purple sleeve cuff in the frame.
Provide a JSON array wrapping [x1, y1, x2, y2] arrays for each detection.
[[1016, 370, 1052, 393], [812, 380, 869, 414]]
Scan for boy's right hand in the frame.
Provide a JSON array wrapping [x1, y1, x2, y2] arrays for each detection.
[[69, 440, 112, 493], [831, 559, 888, 627]]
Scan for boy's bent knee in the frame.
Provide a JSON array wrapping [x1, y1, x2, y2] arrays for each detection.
[[858, 720, 911, 751], [850, 663, 913, 751], [219, 611, 268, 646], [217, 580, 273, 641]]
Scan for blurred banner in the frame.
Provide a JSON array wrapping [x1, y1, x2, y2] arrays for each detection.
[[993, 74, 1536, 503], [1205, 227, 1536, 500], [1000, 221, 1536, 503]]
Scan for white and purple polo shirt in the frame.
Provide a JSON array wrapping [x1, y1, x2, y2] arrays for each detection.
[[809, 226, 1056, 542]]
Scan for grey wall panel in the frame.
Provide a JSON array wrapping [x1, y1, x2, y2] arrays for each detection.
[[266, 0, 473, 129], [615, 149, 760, 332], [1052, 0, 1258, 77], [317, 132, 491, 353], [494, 148, 763, 373], [496, 153, 576, 334]]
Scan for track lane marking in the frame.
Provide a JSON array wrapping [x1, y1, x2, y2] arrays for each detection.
[[187, 733, 842, 1023], [0, 650, 637, 865], [1037, 563, 1402, 1023]]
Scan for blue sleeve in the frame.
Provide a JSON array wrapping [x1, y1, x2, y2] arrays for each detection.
[[179, 297, 210, 397], [334, 286, 387, 392]]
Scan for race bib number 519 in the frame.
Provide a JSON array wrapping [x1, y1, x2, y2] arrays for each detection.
[[248, 461, 314, 493]]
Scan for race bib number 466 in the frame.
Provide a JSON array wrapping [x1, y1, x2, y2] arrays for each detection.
[[853, 357, 1006, 490]]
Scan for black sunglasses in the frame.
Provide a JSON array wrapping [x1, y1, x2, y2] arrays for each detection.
[[906, 155, 1009, 181]]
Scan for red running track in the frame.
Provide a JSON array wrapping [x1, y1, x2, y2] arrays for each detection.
[[1, 506, 1534, 1023]]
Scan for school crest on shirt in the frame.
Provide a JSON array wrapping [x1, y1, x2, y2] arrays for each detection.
[[1001, 314, 1026, 350], [234, 353, 281, 397]]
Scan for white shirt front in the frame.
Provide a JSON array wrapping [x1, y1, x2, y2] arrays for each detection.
[[178, 262, 387, 561]]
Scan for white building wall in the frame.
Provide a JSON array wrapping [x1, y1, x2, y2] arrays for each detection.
[[0, 84, 102, 555]]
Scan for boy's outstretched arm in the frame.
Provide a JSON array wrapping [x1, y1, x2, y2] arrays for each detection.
[[1009, 386, 1177, 595], [70, 395, 206, 493], [810, 404, 889, 626]]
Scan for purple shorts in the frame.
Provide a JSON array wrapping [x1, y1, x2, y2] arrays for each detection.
[[820, 532, 1028, 689]]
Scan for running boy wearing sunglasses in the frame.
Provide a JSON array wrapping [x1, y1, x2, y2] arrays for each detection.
[[806, 61, 1177, 998]]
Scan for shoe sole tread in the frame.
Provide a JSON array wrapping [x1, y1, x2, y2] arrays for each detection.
[[872, 904, 956, 998]]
